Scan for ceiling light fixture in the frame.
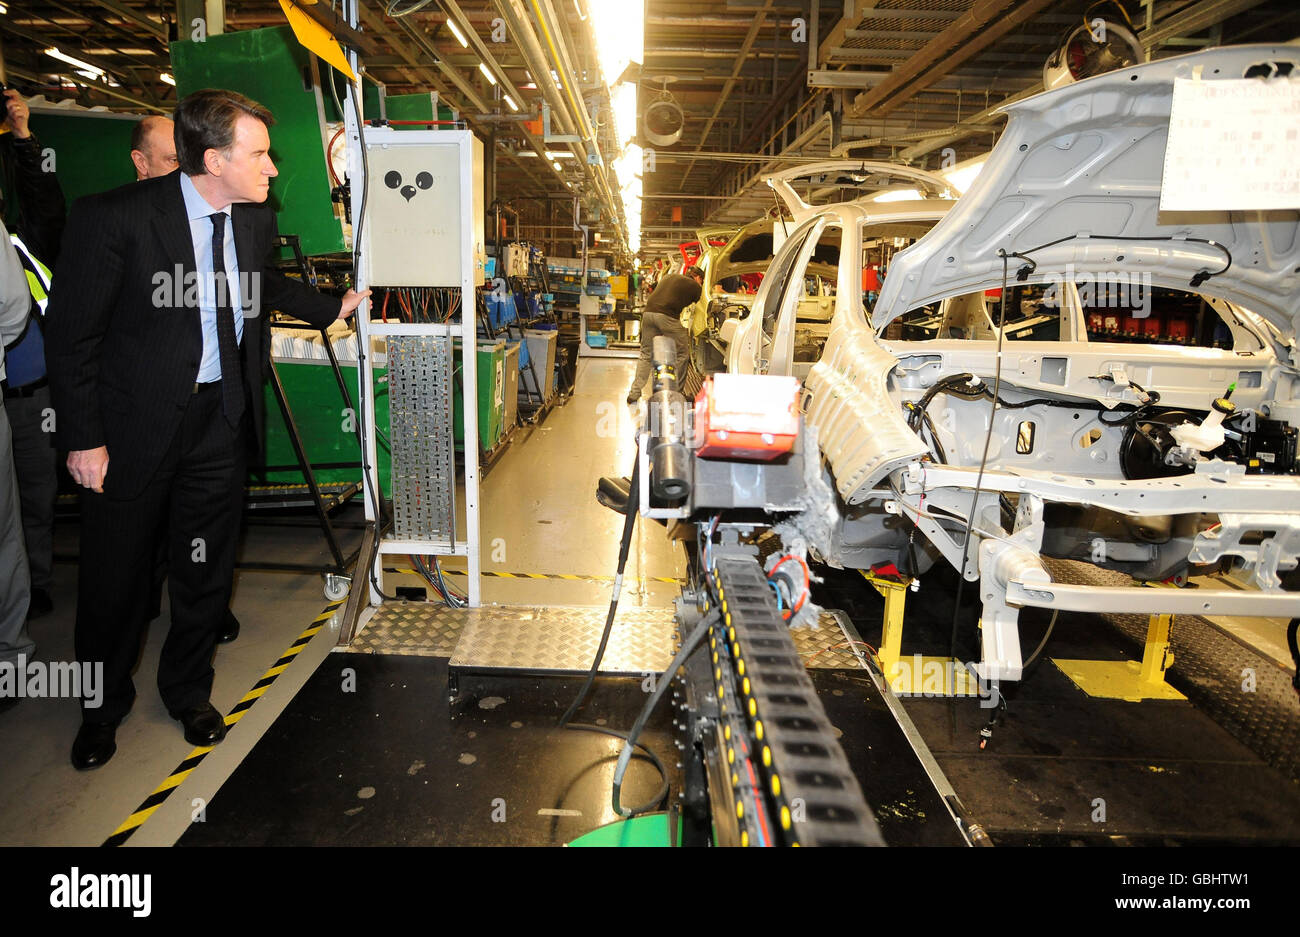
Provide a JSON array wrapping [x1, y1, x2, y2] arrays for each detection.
[[545, 151, 575, 159], [159, 72, 176, 86], [447, 20, 469, 49], [45, 47, 104, 78], [503, 94, 519, 112], [478, 62, 497, 86]]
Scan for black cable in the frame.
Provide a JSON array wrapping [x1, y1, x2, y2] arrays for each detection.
[[1021, 609, 1059, 673], [558, 438, 642, 728], [1288, 617, 1299, 696], [1003, 233, 1232, 288], [343, 63, 398, 604], [385, 0, 436, 16], [565, 723, 670, 817], [946, 249, 1012, 742], [612, 608, 718, 818]]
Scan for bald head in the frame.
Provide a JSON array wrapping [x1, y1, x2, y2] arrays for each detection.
[[131, 116, 178, 180]]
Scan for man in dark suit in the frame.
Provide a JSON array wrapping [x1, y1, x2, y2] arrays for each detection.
[[45, 89, 369, 770]]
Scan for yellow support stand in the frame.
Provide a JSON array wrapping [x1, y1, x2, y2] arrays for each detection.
[[859, 571, 979, 697], [1054, 608, 1186, 702]]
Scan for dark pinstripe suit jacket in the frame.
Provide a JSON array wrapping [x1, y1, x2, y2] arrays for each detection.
[[44, 171, 340, 501]]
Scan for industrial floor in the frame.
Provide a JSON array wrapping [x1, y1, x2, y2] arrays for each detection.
[[1, 357, 1297, 847]]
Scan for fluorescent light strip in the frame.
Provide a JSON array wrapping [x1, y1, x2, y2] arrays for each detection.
[[478, 62, 497, 86], [45, 47, 104, 78], [503, 94, 519, 112], [447, 20, 469, 48], [159, 72, 176, 87]]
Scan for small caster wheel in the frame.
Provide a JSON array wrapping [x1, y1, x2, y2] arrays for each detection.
[[324, 574, 351, 601]]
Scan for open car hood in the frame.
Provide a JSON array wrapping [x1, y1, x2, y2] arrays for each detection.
[[766, 160, 953, 221], [871, 45, 1300, 341]]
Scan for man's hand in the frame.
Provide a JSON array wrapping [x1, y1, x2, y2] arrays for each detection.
[[338, 288, 372, 320], [68, 447, 110, 494], [3, 90, 31, 140]]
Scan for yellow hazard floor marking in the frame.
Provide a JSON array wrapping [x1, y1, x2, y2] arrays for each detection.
[[385, 565, 683, 585], [102, 603, 341, 847]]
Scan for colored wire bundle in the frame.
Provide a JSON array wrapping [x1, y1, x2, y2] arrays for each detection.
[[768, 553, 811, 622]]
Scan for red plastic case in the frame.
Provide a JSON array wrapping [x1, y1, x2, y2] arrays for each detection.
[[693, 373, 801, 461]]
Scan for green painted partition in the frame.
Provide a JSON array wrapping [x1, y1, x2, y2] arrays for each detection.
[[170, 25, 345, 256], [18, 114, 138, 208]]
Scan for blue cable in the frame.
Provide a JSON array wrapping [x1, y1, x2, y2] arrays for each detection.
[[768, 578, 784, 613]]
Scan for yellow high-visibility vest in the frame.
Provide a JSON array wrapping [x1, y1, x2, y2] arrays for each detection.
[[9, 232, 52, 315]]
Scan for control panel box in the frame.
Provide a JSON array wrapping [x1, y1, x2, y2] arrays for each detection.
[[361, 130, 485, 287]]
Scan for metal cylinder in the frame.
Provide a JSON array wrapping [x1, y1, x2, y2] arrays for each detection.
[[649, 337, 690, 502]]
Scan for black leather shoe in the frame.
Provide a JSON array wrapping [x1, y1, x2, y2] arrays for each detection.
[[71, 720, 119, 771], [216, 610, 240, 644], [175, 703, 227, 747], [27, 588, 53, 621]]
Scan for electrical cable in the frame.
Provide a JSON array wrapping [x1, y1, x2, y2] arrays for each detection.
[[768, 578, 784, 614], [558, 438, 643, 728], [1021, 609, 1059, 672], [611, 608, 718, 818], [326, 125, 345, 187], [1287, 616, 1299, 695], [385, 0, 436, 16], [1002, 232, 1232, 289], [551, 438, 674, 816], [946, 249, 1012, 740], [344, 63, 399, 604]]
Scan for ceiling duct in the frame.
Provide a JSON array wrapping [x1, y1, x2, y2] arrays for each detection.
[[1043, 16, 1145, 90], [643, 78, 684, 146]]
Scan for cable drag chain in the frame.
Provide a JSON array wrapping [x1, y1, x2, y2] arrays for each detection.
[[710, 555, 884, 846]]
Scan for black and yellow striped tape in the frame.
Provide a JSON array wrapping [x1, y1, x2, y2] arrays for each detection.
[[384, 566, 683, 585], [102, 600, 343, 847]]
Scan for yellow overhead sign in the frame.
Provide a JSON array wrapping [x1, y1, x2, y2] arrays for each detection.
[[278, 0, 356, 81]]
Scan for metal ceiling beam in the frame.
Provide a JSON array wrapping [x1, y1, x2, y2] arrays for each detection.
[[83, 0, 167, 39], [892, 81, 1042, 160], [392, 15, 492, 113], [353, 3, 443, 98], [5, 63, 167, 113], [292, 0, 377, 55], [815, 1, 875, 67], [680, 0, 776, 188], [441, 0, 528, 110], [0, 17, 134, 86], [1140, 0, 1272, 50], [41, 0, 165, 72], [644, 47, 802, 59], [847, 0, 1058, 118]]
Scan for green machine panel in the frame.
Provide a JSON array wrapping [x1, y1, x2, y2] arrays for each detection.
[[170, 25, 345, 256]]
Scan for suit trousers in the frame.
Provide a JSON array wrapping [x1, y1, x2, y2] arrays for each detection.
[[629, 311, 691, 401], [4, 385, 58, 593], [0, 404, 35, 667], [75, 381, 246, 721]]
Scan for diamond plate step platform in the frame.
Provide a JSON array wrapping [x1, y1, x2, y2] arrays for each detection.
[[450, 605, 677, 675], [1043, 558, 1300, 779], [345, 601, 870, 675], [793, 611, 875, 669], [345, 602, 471, 657]]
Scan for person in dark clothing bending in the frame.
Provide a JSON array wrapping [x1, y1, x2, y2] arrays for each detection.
[[628, 265, 703, 404]]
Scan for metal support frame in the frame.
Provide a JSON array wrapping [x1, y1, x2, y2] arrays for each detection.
[[858, 569, 979, 697], [342, 1, 482, 615], [1054, 595, 1187, 702]]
